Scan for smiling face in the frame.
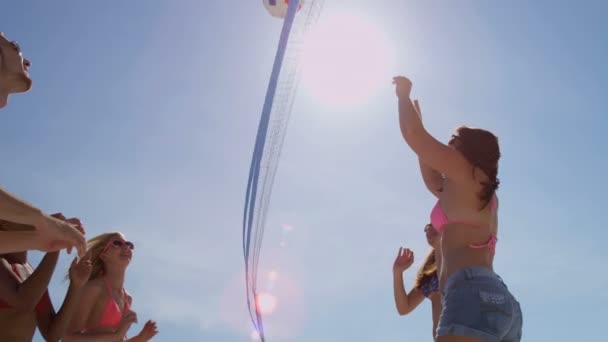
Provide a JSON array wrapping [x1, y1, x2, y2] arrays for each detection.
[[100, 233, 134, 270], [0, 33, 32, 97]]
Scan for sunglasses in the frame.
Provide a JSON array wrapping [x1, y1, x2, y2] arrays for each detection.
[[107, 239, 135, 250]]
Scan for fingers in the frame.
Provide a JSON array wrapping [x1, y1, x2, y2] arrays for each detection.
[[130, 311, 139, 324], [396, 247, 412, 257], [123, 310, 138, 326], [76, 234, 86, 258], [60, 216, 86, 256], [74, 255, 92, 269], [144, 320, 158, 335], [397, 248, 414, 262], [66, 217, 82, 226], [143, 320, 159, 338], [51, 213, 67, 220], [392, 76, 412, 84], [405, 248, 414, 260]]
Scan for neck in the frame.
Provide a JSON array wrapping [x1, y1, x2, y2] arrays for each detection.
[[104, 268, 125, 290]]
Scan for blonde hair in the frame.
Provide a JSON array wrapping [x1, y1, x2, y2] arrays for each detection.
[[67, 232, 122, 281]]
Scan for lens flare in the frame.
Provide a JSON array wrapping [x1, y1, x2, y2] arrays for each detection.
[[256, 292, 278, 315]]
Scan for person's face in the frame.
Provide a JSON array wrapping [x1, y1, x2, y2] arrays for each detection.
[[101, 234, 135, 267], [0, 33, 32, 94]]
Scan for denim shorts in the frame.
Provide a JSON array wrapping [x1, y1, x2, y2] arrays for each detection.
[[437, 267, 523, 341]]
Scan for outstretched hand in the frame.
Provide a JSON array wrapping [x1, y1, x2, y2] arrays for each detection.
[[134, 320, 159, 341], [40, 213, 86, 257], [393, 247, 414, 273]]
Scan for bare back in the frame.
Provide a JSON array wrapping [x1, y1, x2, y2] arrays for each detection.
[[437, 172, 498, 290]]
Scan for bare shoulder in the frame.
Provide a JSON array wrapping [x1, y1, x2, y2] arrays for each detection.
[[81, 278, 106, 298]]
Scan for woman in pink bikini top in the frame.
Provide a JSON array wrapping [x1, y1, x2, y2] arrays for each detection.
[[63, 232, 158, 342], [394, 76, 522, 342]]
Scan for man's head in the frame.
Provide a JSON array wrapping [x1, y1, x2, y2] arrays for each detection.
[[0, 32, 32, 108]]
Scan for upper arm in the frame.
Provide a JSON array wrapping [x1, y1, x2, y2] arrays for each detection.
[[36, 291, 56, 341], [419, 159, 443, 198], [403, 287, 425, 314], [404, 127, 471, 182]]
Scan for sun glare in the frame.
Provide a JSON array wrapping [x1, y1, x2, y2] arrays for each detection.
[[300, 13, 393, 110], [256, 292, 278, 315]]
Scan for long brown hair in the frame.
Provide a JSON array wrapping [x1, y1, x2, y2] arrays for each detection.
[[414, 248, 437, 289], [452, 126, 501, 209]]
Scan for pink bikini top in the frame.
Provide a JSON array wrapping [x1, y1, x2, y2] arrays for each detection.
[[81, 277, 130, 332], [430, 195, 498, 255]]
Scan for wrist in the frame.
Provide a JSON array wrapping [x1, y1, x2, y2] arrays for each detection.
[[43, 250, 60, 261], [113, 330, 128, 342], [68, 280, 84, 291]]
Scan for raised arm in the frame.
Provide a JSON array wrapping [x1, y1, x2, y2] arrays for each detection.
[[412, 99, 444, 197], [37, 257, 92, 342], [0, 188, 86, 256], [0, 187, 45, 253], [0, 187, 43, 226], [393, 77, 471, 182], [392, 247, 425, 315]]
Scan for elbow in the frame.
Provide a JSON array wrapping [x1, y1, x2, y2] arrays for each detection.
[[396, 305, 411, 316], [45, 325, 64, 342]]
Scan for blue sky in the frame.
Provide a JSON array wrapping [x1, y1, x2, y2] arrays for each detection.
[[2, 0, 607, 341]]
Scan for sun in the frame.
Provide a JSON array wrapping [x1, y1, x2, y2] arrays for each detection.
[[300, 13, 393, 110], [255, 292, 278, 315]]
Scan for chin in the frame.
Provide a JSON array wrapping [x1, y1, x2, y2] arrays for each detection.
[[19, 78, 33, 92], [10, 78, 32, 93]]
